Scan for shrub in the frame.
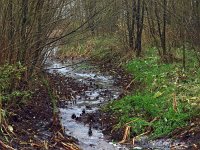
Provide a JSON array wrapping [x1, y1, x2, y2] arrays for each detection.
[[0, 63, 30, 126]]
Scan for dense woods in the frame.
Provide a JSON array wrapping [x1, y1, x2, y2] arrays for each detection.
[[0, 0, 199, 67], [0, 0, 199, 149]]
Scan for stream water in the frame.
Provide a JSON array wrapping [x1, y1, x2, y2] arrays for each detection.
[[47, 59, 129, 150], [47, 58, 189, 150]]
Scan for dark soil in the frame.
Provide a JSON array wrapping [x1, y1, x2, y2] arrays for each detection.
[[77, 109, 200, 149], [171, 117, 200, 149], [69, 60, 138, 142], [75, 110, 125, 141]]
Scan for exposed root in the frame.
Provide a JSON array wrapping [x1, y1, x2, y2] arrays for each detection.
[[119, 117, 156, 145], [135, 131, 150, 141]]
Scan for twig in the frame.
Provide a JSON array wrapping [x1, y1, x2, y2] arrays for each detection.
[[150, 117, 159, 123], [126, 79, 135, 90], [0, 140, 15, 150], [125, 118, 139, 125], [61, 142, 79, 150], [135, 131, 150, 139]]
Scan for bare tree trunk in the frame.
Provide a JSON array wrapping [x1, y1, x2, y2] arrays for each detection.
[[124, 0, 136, 50], [162, 0, 167, 61], [154, 0, 168, 62], [146, 2, 162, 55], [18, 0, 28, 64], [135, 0, 145, 57], [125, 0, 132, 49], [29, 0, 44, 76], [84, 0, 96, 36], [8, 0, 14, 63]]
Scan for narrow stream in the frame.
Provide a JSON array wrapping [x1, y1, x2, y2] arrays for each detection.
[[47, 57, 189, 150], [47, 59, 129, 150]]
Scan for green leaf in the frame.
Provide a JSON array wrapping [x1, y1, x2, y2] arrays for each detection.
[[153, 91, 163, 98]]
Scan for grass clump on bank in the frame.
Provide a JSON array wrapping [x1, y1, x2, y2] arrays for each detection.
[[103, 48, 200, 138]]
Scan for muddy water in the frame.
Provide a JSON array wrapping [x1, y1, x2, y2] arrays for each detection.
[[47, 59, 188, 150]]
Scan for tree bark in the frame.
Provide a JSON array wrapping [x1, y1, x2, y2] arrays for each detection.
[[18, 0, 28, 64], [135, 0, 145, 57]]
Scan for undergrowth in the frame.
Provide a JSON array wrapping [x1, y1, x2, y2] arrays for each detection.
[[0, 63, 30, 138], [0, 63, 29, 105], [57, 36, 132, 64], [103, 47, 200, 138]]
